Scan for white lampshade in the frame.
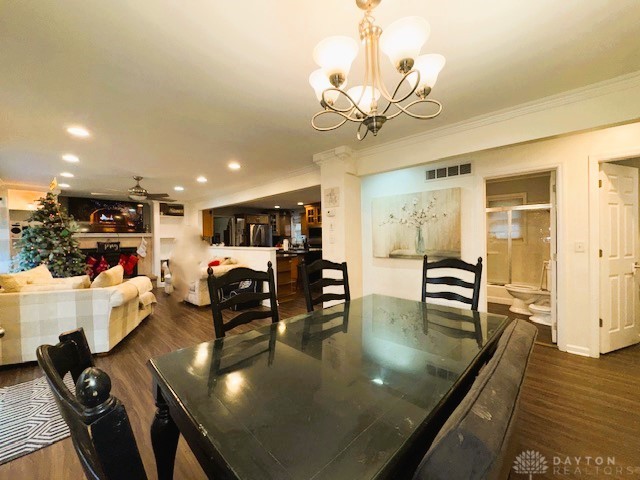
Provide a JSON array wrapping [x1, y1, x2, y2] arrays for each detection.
[[413, 54, 446, 90], [309, 69, 345, 104], [380, 16, 430, 69], [313, 36, 359, 79], [347, 85, 381, 114]]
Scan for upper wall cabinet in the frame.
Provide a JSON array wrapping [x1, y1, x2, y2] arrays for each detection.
[[305, 204, 322, 227]]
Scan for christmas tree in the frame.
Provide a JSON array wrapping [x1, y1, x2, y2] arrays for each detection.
[[13, 191, 87, 277]]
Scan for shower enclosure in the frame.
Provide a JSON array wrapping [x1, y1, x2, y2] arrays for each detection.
[[486, 205, 551, 287]]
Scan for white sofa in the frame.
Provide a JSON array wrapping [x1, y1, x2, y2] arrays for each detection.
[[0, 266, 156, 366], [185, 262, 244, 307]]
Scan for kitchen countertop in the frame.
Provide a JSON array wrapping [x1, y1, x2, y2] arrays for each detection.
[[276, 248, 322, 256]]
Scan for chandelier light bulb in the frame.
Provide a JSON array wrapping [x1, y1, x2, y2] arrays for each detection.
[[380, 16, 430, 72], [313, 36, 359, 84], [347, 85, 381, 114], [309, 69, 346, 105], [413, 54, 446, 95]]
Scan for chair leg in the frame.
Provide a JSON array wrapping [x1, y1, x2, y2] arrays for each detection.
[[151, 384, 180, 480]]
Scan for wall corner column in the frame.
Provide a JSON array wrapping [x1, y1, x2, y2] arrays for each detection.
[[313, 146, 362, 299]]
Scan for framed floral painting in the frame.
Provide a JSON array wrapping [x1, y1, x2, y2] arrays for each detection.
[[372, 188, 461, 259]]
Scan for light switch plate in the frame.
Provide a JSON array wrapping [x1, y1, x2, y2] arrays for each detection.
[[574, 241, 585, 253]]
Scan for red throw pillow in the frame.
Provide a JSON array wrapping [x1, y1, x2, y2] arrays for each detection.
[[124, 255, 139, 276], [208, 260, 221, 267]]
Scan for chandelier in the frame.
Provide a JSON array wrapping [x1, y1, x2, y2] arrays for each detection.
[[309, 0, 445, 140]]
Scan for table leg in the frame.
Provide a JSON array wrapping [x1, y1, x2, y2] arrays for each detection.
[[151, 384, 180, 480]]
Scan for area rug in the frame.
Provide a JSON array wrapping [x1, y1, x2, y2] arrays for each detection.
[[0, 375, 74, 465]]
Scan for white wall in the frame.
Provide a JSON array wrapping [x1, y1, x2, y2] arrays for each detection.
[[0, 186, 10, 273], [361, 121, 640, 358]]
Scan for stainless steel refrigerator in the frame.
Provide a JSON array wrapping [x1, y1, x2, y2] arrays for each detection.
[[248, 223, 272, 247]]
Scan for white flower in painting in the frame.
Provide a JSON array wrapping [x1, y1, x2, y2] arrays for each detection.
[[380, 196, 441, 227]]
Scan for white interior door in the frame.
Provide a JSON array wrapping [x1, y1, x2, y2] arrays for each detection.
[[550, 171, 558, 343], [599, 162, 640, 353]]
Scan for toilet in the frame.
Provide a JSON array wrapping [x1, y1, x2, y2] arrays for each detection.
[[529, 301, 552, 326], [504, 284, 550, 315]]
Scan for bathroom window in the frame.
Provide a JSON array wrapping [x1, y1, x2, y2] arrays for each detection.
[[487, 193, 526, 240]]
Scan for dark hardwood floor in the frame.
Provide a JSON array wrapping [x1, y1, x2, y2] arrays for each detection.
[[1, 292, 639, 479], [488, 302, 555, 346]]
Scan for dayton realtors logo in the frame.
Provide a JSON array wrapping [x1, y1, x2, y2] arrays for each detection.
[[513, 450, 549, 479], [513, 451, 640, 477]]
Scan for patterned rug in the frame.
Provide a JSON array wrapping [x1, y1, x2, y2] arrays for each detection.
[[0, 375, 74, 465]]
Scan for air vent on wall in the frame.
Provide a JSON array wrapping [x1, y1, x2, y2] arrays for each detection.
[[426, 162, 472, 181]]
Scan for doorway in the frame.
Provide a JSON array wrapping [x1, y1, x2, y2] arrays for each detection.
[[598, 158, 640, 353], [485, 171, 558, 347]]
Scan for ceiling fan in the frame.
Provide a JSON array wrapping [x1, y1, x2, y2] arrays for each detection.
[[128, 176, 173, 202]]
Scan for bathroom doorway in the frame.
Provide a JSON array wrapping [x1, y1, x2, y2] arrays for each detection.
[[485, 171, 557, 346]]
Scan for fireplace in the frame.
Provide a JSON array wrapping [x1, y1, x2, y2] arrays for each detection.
[[82, 247, 139, 279]]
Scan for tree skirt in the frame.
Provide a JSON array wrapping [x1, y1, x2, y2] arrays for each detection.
[[0, 375, 74, 465]]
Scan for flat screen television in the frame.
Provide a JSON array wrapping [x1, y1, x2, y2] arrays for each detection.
[[64, 197, 146, 233]]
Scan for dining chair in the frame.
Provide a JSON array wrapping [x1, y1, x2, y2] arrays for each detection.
[[300, 258, 350, 312], [207, 262, 279, 338], [421, 256, 483, 310], [412, 319, 537, 480], [36, 328, 147, 480]]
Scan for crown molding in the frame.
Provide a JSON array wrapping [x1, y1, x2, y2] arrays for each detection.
[[356, 70, 640, 162], [313, 146, 355, 165]]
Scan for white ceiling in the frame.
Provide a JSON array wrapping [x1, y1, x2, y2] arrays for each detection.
[[233, 186, 321, 211], [1, 0, 639, 201]]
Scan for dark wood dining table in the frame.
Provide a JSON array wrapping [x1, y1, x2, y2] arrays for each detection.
[[148, 294, 509, 480]]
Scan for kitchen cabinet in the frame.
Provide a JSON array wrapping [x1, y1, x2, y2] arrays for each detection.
[[302, 203, 321, 236], [269, 211, 292, 236], [305, 205, 322, 226], [246, 214, 269, 224], [202, 209, 214, 237], [276, 254, 299, 299]]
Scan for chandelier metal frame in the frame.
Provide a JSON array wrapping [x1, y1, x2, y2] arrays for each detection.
[[310, 0, 443, 140]]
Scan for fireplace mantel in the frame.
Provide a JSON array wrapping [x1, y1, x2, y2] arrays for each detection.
[[74, 233, 153, 238]]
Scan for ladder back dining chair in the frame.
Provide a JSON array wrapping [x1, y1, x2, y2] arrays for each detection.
[[300, 259, 350, 312], [422, 256, 483, 310], [207, 261, 279, 338]]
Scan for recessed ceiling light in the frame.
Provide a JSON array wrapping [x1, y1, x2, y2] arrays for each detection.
[[196, 176, 207, 183], [62, 154, 79, 163], [174, 186, 184, 191], [297, 202, 304, 206], [58, 183, 71, 188], [60, 172, 74, 178], [274, 205, 280, 209], [228, 161, 241, 170], [66, 126, 91, 138], [137, 204, 144, 207]]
